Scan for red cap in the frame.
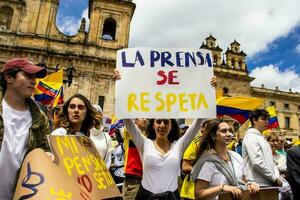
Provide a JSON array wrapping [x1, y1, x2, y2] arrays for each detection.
[[1, 58, 47, 78]]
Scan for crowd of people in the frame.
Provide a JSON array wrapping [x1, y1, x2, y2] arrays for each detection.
[[0, 57, 299, 200]]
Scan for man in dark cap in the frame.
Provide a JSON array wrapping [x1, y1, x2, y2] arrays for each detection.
[[0, 58, 50, 199], [179, 124, 189, 137]]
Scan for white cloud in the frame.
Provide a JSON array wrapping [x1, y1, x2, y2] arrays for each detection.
[[56, 16, 79, 35], [130, 0, 300, 56], [295, 43, 300, 53], [56, 8, 89, 36], [81, 8, 90, 32], [250, 65, 300, 92]]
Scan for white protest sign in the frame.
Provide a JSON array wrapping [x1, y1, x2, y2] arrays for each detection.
[[115, 48, 216, 118]]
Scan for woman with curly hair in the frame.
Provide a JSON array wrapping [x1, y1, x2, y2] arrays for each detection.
[[51, 93, 113, 168], [191, 118, 259, 200]]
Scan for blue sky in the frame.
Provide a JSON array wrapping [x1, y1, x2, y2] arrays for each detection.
[[248, 26, 300, 73], [56, 0, 300, 92]]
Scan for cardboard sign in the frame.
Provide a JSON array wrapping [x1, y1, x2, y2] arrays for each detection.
[[219, 188, 278, 200], [48, 135, 121, 199], [115, 48, 216, 118], [14, 135, 121, 200], [14, 149, 85, 200]]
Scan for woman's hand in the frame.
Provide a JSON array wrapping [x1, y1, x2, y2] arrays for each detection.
[[210, 76, 217, 87], [247, 182, 260, 195], [45, 152, 55, 162], [223, 185, 242, 200], [113, 69, 121, 80]]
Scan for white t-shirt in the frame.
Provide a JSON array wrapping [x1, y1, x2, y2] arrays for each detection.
[[197, 151, 244, 200], [51, 127, 113, 169], [90, 128, 113, 169], [112, 144, 125, 177], [124, 118, 204, 194], [0, 99, 32, 200]]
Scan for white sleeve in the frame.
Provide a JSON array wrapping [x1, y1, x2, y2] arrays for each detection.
[[124, 119, 146, 152], [51, 127, 67, 135], [104, 132, 113, 169], [197, 162, 215, 182], [244, 136, 277, 182], [177, 118, 205, 155]]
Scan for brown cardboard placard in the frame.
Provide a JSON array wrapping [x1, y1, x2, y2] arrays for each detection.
[[14, 148, 86, 200], [14, 135, 121, 200], [48, 135, 121, 200], [219, 188, 278, 200]]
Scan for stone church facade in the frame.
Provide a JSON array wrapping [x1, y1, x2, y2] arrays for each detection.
[[0, 0, 135, 114], [201, 35, 300, 141], [0, 1, 299, 140]]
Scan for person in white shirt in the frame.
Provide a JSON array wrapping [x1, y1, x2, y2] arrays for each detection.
[[114, 69, 217, 200], [0, 57, 49, 200], [191, 118, 259, 200], [124, 118, 205, 200], [51, 93, 113, 168], [242, 109, 282, 187]]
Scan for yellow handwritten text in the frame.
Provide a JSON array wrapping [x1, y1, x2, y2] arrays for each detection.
[[127, 92, 208, 112], [63, 153, 106, 176], [62, 153, 114, 190], [46, 187, 72, 200], [56, 136, 79, 156]]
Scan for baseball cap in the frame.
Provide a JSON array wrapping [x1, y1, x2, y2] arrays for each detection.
[[1, 58, 47, 78], [179, 124, 189, 129]]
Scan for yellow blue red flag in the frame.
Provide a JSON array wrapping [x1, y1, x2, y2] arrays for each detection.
[[34, 70, 63, 107], [217, 96, 264, 124], [266, 106, 279, 129]]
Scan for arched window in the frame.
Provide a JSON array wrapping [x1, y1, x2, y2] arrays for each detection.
[[213, 55, 218, 65], [238, 60, 242, 69], [101, 18, 116, 40], [231, 58, 235, 68], [0, 6, 14, 31]]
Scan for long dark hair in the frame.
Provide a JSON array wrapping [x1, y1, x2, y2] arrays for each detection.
[[196, 118, 227, 158], [55, 93, 102, 136], [146, 119, 180, 142]]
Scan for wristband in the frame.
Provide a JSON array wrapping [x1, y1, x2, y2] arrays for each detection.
[[221, 184, 225, 192]]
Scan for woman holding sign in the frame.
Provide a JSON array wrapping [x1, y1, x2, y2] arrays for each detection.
[[51, 93, 113, 168], [114, 69, 216, 200], [190, 118, 260, 200]]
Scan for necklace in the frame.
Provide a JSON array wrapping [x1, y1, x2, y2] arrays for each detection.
[[217, 151, 230, 162], [154, 140, 171, 155]]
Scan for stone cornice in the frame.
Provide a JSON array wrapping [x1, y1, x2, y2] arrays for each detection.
[[0, 0, 26, 5], [225, 49, 247, 56], [251, 86, 300, 101], [0, 32, 123, 60], [0, 44, 117, 64], [0, 31, 121, 49], [214, 65, 251, 78], [214, 70, 254, 82], [200, 44, 222, 52]]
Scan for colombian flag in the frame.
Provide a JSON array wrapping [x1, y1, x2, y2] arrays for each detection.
[[34, 70, 63, 107], [109, 119, 124, 136], [266, 106, 279, 129], [217, 96, 264, 124]]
